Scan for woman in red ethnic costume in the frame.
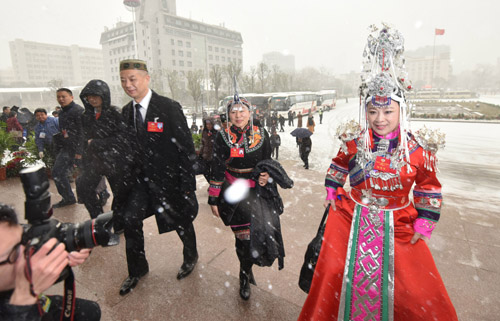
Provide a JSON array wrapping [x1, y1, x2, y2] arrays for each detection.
[[299, 25, 458, 321]]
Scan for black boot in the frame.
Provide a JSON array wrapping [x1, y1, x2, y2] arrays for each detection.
[[239, 269, 251, 300]]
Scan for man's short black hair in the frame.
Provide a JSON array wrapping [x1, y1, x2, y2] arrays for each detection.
[[56, 88, 73, 96], [34, 108, 47, 115], [0, 204, 19, 226], [3, 106, 10, 112]]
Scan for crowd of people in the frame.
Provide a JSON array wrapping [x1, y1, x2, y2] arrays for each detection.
[[0, 25, 458, 321]]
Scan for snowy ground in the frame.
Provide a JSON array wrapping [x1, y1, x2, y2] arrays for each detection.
[[188, 98, 500, 204]]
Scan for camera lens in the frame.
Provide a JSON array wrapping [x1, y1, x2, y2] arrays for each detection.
[[65, 212, 118, 252]]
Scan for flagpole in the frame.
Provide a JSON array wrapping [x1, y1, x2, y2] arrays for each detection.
[[431, 30, 436, 89]]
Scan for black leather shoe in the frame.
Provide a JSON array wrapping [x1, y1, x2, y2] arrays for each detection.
[[239, 270, 251, 300], [176, 255, 198, 280], [119, 276, 140, 296], [53, 199, 76, 208]]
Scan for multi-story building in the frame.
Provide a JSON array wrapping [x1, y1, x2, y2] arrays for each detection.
[[9, 39, 104, 86], [262, 51, 295, 74], [405, 45, 452, 89], [0, 68, 15, 86], [100, 0, 243, 98]]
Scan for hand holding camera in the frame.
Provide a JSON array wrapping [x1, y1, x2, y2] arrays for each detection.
[[10, 238, 68, 305]]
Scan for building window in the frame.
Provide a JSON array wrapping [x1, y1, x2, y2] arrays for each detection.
[[233, 50, 236, 55], [172, 60, 176, 66], [215, 56, 219, 61], [208, 46, 212, 51], [179, 60, 184, 66], [187, 52, 191, 58], [177, 40, 183, 46], [221, 48, 225, 53], [215, 47, 219, 52], [158, 49, 161, 55], [178, 50, 184, 57], [172, 49, 175, 56], [171, 39, 174, 45], [187, 61, 192, 67], [221, 56, 225, 62], [186, 42, 191, 48], [209, 55, 213, 60]]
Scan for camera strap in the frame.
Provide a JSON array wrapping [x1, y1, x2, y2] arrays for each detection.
[[61, 267, 76, 321], [24, 246, 76, 320]]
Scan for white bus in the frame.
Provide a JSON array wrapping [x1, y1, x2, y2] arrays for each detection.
[[270, 91, 318, 116], [316, 90, 337, 110], [218, 93, 272, 115]]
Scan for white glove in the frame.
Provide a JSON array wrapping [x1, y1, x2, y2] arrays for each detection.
[[38, 152, 44, 159]]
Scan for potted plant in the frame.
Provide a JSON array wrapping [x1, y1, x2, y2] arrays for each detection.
[[192, 133, 202, 155], [0, 130, 15, 180]]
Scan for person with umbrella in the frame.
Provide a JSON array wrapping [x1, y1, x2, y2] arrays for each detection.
[[290, 128, 313, 169]]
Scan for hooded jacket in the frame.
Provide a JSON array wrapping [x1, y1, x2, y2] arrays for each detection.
[[79, 79, 136, 171]]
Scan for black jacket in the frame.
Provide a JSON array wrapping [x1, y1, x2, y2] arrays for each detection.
[[270, 134, 281, 147], [249, 159, 293, 269], [79, 80, 136, 172], [57, 101, 84, 154], [122, 91, 198, 231]]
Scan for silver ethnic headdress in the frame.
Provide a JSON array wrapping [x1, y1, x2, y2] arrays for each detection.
[[359, 23, 413, 172], [225, 75, 255, 144]]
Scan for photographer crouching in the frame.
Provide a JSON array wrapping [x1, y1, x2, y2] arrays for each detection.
[[0, 165, 121, 320], [0, 204, 100, 320]]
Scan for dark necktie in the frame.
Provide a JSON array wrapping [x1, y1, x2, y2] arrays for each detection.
[[135, 103, 145, 138]]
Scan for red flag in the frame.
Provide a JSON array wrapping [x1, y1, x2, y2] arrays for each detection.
[[435, 28, 445, 35]]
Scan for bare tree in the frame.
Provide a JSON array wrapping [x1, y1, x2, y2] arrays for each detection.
[[257, 62, 270, 93], [149, 69, 166, 96], [166, 69, 181, 100], [187, 69, 204, 112], [209, 64, 223, 105], [225, 61, 243, 93], [47, 79, 63, 92], [248, 66, 257, 92]]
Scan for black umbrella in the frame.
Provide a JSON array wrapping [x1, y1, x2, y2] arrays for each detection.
[[290, 128, 313, 138]]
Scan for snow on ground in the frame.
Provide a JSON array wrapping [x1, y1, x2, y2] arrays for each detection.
[[276, 99, 500, 204], [189, 97, 500, 205]]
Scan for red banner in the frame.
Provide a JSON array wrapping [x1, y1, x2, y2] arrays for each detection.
[[435, 28, 445, 35]]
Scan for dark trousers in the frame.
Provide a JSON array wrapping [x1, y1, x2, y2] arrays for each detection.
[[52, 150, 76, 202], [279, 123, 285, 132], [271, 146, 279, 160], [300, 151, 310, 167], [123, 182, 198, 277], [202, 159, 212, 184], [76, 163, 131, 223]]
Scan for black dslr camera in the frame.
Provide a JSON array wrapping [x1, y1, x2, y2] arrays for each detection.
[[19, 165, 119, 252]]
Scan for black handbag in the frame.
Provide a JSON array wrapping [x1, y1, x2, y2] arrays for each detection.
[[298, 204, 330, 293]]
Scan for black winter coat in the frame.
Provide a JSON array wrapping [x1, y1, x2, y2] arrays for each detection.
[[250, 159, 293, 269], [122, 91, 198, 232], [79, 80, 136, 172]]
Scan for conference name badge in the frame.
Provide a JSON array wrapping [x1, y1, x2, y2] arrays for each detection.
[[230, 148, 244, 158], [374, 156, 396, 174], [147, 117, 164, 132]]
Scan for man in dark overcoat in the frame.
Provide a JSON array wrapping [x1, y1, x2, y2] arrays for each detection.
[[118, 59, 199, 296]]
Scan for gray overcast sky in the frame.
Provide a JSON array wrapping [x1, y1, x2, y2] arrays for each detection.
[[0, 0, 498, 74]]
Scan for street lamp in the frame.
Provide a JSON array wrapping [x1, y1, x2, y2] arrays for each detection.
[[123, 0, 141, 59]]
